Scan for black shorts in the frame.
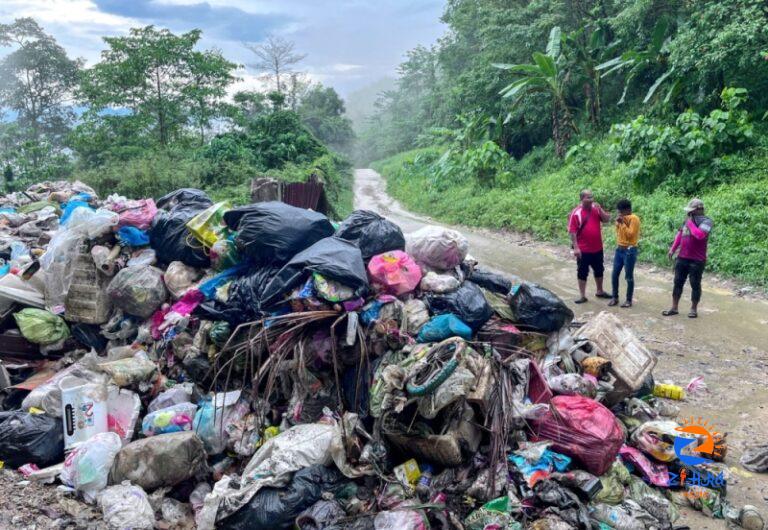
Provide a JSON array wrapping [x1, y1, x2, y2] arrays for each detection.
[[577, 250, 605, 280]]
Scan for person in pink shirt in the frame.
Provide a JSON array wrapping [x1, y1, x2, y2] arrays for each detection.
[[662, 198, 713, 318], [568, 189, 612, 304]]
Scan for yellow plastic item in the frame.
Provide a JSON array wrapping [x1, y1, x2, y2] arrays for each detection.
[[186, 201, 231, 248], [653, 383, 685, 400], [28, 407, 45, 415], [263, 426, 280, 440], [394, 458, 421, 486]]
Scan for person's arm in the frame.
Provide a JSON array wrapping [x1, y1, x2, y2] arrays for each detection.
[[570, 232, 580, 258], [685, 218, 708, 240], [622, 216, 640, 242], [669, 230, 682, 257], [567, 212, 581, 258], [596, 204, 611, 223]]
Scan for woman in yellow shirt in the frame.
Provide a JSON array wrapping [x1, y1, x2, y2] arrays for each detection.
[[608, 198, 640, 307]]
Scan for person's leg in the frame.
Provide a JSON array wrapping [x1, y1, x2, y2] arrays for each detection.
[[576, 255, 588, 303], [664, 258, 688, 315], [593, 250, 610, 297], [610, 248, 624, 305], [688, 260, 705, 316], [623, 247, 637, 306]]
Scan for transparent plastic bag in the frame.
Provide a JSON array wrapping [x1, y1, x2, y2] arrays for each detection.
[[99, 482, 155, 529], [142, 402, 197, 436], [60, 432, 122, 502], [106, 266, 168, 318]]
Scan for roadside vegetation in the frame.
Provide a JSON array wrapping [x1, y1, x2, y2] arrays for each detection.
[[364, 0, 768, 286], [0, 20, 355, 217]]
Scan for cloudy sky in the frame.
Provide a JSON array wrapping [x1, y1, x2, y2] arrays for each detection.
[[0, 0, 446, 96]]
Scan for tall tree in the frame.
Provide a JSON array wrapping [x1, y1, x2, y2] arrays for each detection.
[[0, 18, 81, 174], [244, 35, 306, 93], [80, 26, 237, 148], [298, 84, 355, 152]]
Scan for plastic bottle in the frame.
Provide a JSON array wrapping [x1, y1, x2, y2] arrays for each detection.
[[416, 463, 433, 497], [653, 383, 685, 400]]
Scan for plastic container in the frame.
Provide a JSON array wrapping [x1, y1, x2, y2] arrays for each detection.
[[60, 376, 108, 449], [576, 311, 657, 391], [65, 242, 112, 324], [652, 383, 685, 400]]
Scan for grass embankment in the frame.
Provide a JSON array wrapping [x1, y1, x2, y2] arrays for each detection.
[[372, 141, 768, 286]]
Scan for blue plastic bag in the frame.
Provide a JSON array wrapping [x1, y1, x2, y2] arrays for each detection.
[[198, 263, 248, 300], [60, 201, 92, 224], [417, 314, 472, 343], [117, 226, 150, 247]]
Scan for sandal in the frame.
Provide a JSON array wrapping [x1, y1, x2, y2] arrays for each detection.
[[574, 297, 588, 304], [607, 299, 618, 307], [688, 311, 698, 318], [621, 301, 632, 308], [662, 309, 679, 316], [595, 292, 612, 299]]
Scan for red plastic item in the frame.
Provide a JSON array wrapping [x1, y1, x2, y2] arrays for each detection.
[[531, 395, 625, 475]]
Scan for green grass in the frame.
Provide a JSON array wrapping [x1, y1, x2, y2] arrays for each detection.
[[372, 141, 768, 287]]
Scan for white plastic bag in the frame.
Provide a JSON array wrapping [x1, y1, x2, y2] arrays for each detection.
[[419, 271, 461, 293], [148, 383, 194, 412], [98, 482, 155, 530], [406, 226, 468, 271], [193, 390, 245, 455], [60, 432, 122, 502], [107, 388, 141, 444]]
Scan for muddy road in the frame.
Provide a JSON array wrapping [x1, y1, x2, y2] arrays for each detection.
[[356, 168, 768, 528]]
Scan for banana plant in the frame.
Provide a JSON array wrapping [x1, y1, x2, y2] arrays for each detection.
[[493, 26, 577, 158], [596, 18, 676, 105]]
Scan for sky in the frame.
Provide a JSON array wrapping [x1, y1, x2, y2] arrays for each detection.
[[0, 0, 446, 96]]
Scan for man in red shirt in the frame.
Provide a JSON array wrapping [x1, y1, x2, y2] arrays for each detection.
[[568, 189, 612, 304]]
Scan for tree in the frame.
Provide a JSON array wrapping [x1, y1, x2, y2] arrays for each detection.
[[298, 84, 355, 152], [79, 26, 237, 149], [244, 35, 306, 93], [0, 18, 81, 174], [494, 27, 578, 157]]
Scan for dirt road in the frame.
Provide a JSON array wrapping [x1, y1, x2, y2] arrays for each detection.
[[356, 168, 768, 528]]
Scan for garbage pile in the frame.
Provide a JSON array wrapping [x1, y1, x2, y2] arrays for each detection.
[[0, 182, 763, 530]]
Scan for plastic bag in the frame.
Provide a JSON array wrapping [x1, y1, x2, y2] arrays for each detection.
[[164, 261, 203, 299], [116, 198, 157, 231], [420, 271, 460, 293], [595, 460, 631, 505], [509, 282, 574, 332], [99, 354, 157, 387], [99, 482, 155, 530], [296, 500, 346, 530], [109, 431, 208, 490], [187, 201, 231, 248], [532, 395, 625, 476], [0, 411, 64, 468], [126, 248, 156, 268], [22, 362, 108, 417], [220, 465, 346, 530], [107, 266, 168, 318], [335, 210, 406, 260], [374, 508, 429, 530], [224, 202, 334, 265], [151, 189, 212, 267], [13, 308, 70, 344], [406, 226, 468, 271], [468, 267, 517, 295], [117, 226, 150, 247], [142, 402, 198, 436], [313, 272, 356, 302], [417, 314, 472, 343], [404, 299, 429, 333], [424, 281, 493, 331], [60, 432, 122, 502], [148, 383, 195, 412], [260, 237, 368, 310], [368, 250, 422, 296], [193, 391, 246, 454], [64, 207, 119, 238], [619, 445, 669, 487], [107, 388, 141, 444]]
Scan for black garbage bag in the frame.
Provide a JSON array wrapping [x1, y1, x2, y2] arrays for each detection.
[[508, 282, 573, 332], [71, 323, 108, 353], [156, 188, 213, 211], [220, 465, 346, 530], [224, 202, 334, 266], [260, 237, 368, 309], [468, 268, 523, 295], [335, 210, 405, 260], [532, 480, 593, 529], [0, 411, 64, 468], [424, 281, 493, 331], [225, 265, 281, 323], [296, 500, 346, 530], [151, 189, 213, 267]]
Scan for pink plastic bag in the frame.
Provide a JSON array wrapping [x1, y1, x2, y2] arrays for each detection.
[[619, 445, 669, 487], [368, 250, 422, 296], [532, 395, 624, 475], [118, 199, 158, 231]]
